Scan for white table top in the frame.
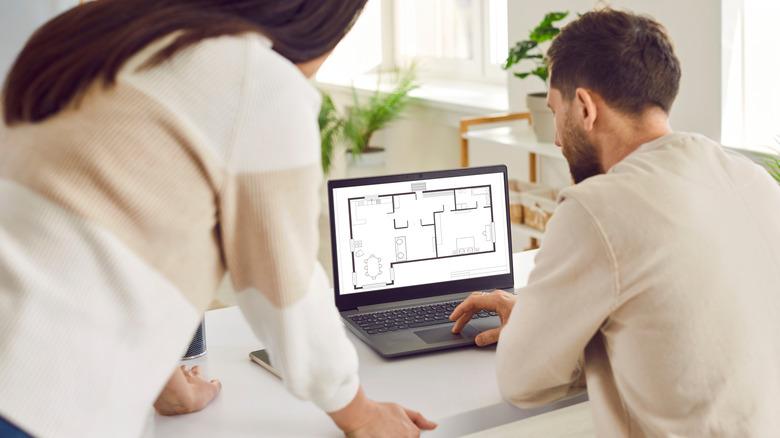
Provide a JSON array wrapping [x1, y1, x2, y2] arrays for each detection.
[[141, 250, 588, 437]]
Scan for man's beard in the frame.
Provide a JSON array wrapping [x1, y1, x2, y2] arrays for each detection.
[[560, 116, 604, 184]]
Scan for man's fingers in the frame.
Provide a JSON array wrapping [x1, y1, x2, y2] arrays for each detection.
[[404, 408, 438, 430], [475, 328, 501, 347], [190, 365, 201, 377], [451, 311, 473, 334], [450, 292, 499, 321], [449, 293, 481, 320]]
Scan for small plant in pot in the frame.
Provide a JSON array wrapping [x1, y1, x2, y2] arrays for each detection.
[[503, 11, 568, 143], [318, 67, 418, 174]]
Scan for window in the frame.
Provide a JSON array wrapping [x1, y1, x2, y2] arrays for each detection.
[[316, 0, 385, 82], [395, 0, 507, 82], [317, 0, 508, 85], [722, 0, 780, 153]]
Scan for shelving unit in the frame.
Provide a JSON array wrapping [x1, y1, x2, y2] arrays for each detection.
[[459, 114, 567, 247], [463, 125, 564, 161]]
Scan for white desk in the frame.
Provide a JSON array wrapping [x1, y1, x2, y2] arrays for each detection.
[[141, 251, 590, 437]]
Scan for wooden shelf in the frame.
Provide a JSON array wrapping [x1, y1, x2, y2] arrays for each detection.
[[511, 223, 545, 240], [460, 114, 561, 248], [463, 125, 565, 160]]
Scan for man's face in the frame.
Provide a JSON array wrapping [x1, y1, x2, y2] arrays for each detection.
[[547, 88, 604, 184]]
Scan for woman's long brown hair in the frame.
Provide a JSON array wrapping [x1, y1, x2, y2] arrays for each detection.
[[2, 0, 366, 126]]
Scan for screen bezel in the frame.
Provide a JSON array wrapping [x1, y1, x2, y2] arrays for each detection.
[[328, 165, 515, 311]]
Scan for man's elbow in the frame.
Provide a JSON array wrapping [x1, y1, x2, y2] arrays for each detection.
[[496, 360, 574, 409], [498, 382, 571, 409]]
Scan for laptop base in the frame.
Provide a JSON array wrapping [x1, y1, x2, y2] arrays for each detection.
[[341, 291, 507, 358]]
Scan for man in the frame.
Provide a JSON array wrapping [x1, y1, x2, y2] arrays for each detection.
[[451, 9, 780, 437]]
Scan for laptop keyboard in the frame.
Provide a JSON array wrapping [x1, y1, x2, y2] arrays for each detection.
[[349, 300, 498, 334]]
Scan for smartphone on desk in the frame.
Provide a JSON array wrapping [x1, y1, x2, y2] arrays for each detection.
[[249, 349, 282, 379]]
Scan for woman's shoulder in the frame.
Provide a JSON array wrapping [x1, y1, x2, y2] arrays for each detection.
[[119, 31, 315, 106], [240, 33, 321, 107], [114, 32, 319, 167]]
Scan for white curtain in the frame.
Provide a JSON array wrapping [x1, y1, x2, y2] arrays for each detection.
[[721, 0, 780, 152]]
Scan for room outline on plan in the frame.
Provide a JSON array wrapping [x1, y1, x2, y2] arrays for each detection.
[[346, 184, 497, 290]]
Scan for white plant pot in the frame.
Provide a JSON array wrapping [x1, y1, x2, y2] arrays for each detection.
[[348, 147, 386, 166], [526, 92, 555, 143], [346, 147, 386, 178]]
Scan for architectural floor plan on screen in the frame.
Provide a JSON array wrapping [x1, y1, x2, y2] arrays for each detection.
[[347, 184, 496, 289]]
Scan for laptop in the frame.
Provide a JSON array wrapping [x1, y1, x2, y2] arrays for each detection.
[[327, 165, 515, 357]]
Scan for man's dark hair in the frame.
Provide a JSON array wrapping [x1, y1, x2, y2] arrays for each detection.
[[3, 0, 367, 125], [547, 9, 681, 115]]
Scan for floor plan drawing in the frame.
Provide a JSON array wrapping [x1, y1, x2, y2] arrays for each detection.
[[347, 185, 496, 289]]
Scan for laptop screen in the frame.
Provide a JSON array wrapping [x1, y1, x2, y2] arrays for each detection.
[[329, 167, 513, 303]]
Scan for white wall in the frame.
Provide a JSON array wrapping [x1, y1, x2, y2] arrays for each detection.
[[619, 0, 722, 141], [0, 1, 76, 82]]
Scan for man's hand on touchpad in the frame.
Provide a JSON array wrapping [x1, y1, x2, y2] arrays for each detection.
[[449, 290, 517, 346], [414, 325, 473, 344]]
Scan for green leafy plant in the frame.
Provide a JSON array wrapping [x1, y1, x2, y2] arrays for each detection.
[[318, 66, 418, 173], [767, 156, 780, 183], [503, 11, 569, 86], [318, 92, 342, 174], [342, 66, 418, 156], [766, 135, 780, 184]]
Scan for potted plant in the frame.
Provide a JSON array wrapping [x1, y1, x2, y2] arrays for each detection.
[[503, 11, 568, 143], [319, 67, 418, 175]]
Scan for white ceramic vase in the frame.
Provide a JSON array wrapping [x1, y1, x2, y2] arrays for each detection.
[[346, 147, 386, 178], [526, 92, 555, 143]]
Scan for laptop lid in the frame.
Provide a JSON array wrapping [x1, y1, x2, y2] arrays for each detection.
[[328, 165, 514, 311]]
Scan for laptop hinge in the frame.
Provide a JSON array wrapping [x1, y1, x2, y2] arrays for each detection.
[[356, 291, 475, 312], [353, 287, 516, 313]]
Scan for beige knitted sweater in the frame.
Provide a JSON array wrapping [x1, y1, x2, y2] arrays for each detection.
[[497, 132, 780, 436], [0, 33, 358, 438]]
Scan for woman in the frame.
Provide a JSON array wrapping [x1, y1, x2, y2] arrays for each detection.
[[0, 1, 435, 436]]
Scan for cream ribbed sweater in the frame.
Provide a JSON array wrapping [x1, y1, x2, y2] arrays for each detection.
[[0, 33, 358, 438], [496, 133, 780, 436]]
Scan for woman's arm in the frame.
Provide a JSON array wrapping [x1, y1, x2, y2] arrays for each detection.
[[154, 366, 221, 416], [218, 38, 434, 435]]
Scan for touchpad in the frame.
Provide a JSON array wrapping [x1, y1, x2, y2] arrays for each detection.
[[415, 325, 476, 344]]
